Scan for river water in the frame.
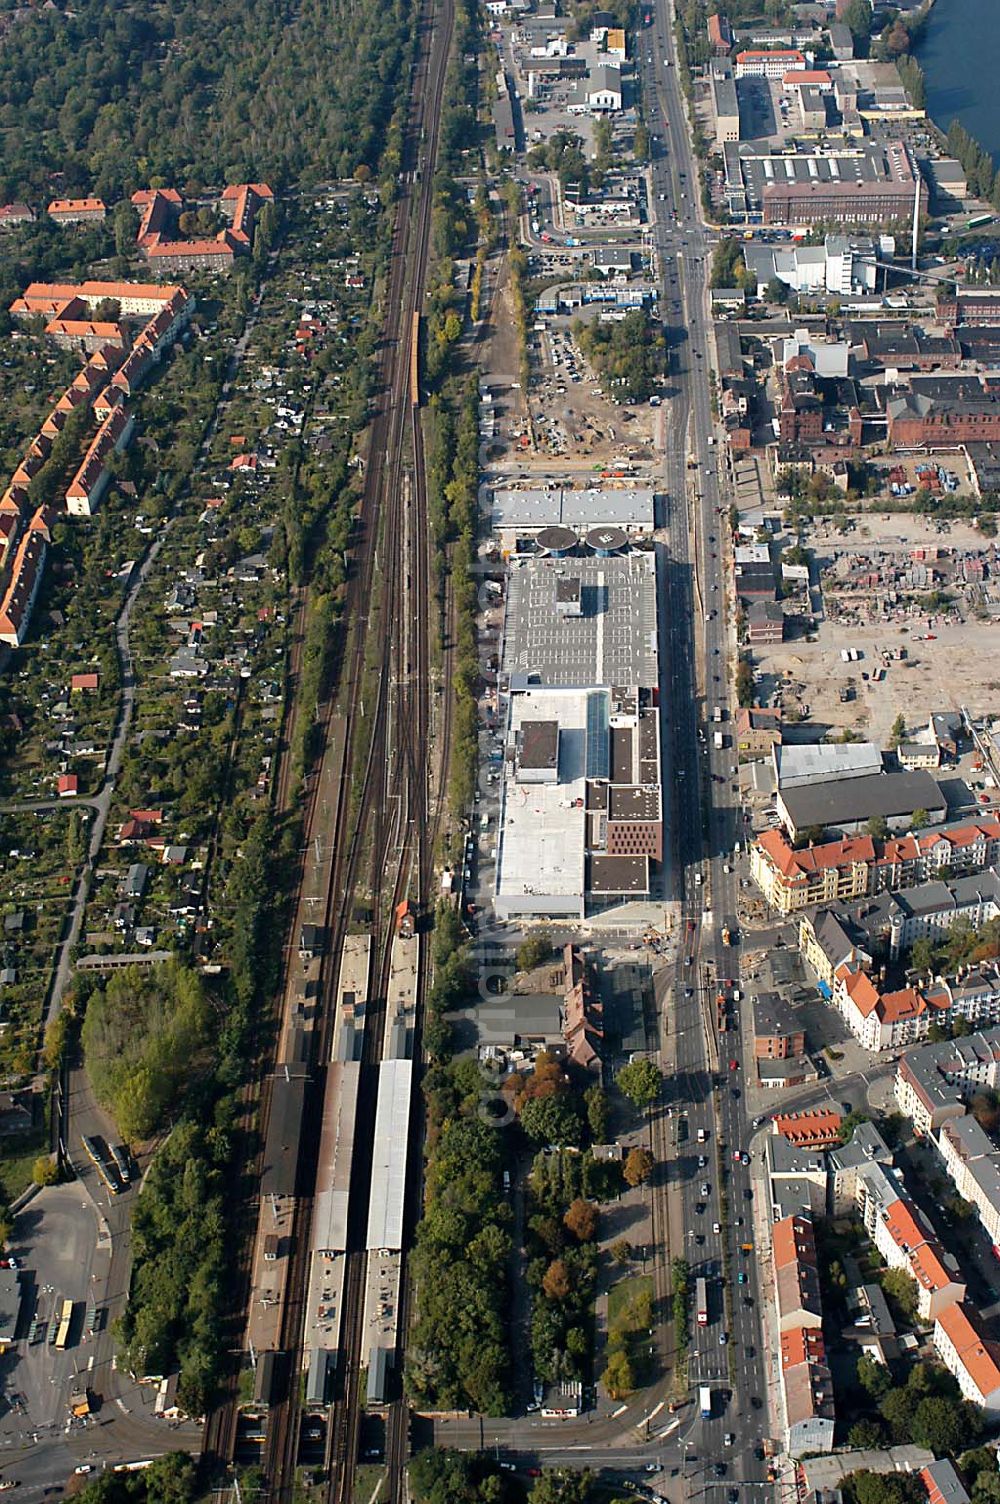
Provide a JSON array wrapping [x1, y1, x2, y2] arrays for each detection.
[[918, 0, 1000, 164]]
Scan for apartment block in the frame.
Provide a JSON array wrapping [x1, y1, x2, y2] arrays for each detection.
[[895, 1027, 1000, 1136], [750, 818, 1000, 914], [772, 1212, 835, 1456], [856, 1162, 965, 1320], [933, 1301, 1000, 1414], [936, 1115, 1000, 1249]]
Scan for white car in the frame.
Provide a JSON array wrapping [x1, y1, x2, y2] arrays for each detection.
[[713, 1221, 721, 1234]]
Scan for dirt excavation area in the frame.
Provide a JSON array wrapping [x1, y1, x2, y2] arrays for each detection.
[[755, 511, 1000, 744]]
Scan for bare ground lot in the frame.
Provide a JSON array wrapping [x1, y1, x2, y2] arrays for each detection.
[[751, 512, 1000, 744], [525, 313, 658, 464], [754, 619, 1000, 747]]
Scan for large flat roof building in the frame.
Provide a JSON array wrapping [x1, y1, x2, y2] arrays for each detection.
[[490, 487, 655, 544], [501, 552, 658, 689], [723, 140, 925, 227], [494, 684, 661, 921], [711, 66, 741, 146], [496, 688, 658, 920], [774, 740, 882, 790], [776, 769, 945, 840]]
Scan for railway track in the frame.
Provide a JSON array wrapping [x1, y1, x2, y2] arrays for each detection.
[[222, 0, 457, 1497]]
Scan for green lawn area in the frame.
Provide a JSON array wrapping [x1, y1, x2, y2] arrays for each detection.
[[0, 1128, 49, 1206], [608, 1273, 654, 1331], [353, 1465, 386, 1504]]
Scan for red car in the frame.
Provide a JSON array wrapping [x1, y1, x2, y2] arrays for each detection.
[[729, 1058, 739, 1071]]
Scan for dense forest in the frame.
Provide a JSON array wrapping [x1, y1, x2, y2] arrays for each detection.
[[0, 0, 413, 200]]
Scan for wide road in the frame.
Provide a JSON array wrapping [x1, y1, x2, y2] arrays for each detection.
[[641, 0, 773, 1495], [436, 7, 775, 1494]]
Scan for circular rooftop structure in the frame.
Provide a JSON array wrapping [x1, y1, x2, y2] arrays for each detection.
[[535, 525, 579, 555], [585, 525, 629, 555]]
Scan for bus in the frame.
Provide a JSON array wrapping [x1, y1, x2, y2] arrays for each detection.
[[109, 1144, 131, 1186], [967, 213, 994, 232], [695, 1276, 708, 1327], [54, 1299, 74, 1351]]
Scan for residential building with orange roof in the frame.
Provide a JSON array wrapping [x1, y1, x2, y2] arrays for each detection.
[[707, 11, 733, 53], [921, 1460, 970, 1504], [750, 828, 874, 913], [734, 705, 782, 757], [66, 406, 135, 516], [11, 281, 188, 318], [147, 237, 240, 272], [772, 1212, 823, 1331], [110, 343, 156, 399], [0, 510, 19, 563], [781, 1344, 835, 1457], [735, 49, 807, 78], [29, 507, 55, 542], [933, 1300, 1000, 1412], [779, 1325, 826, 1370], [93, 386, 123, 421], [132, 183, 273, 275], [0, 275, 193, 649], [783, 69, 832, 87], [221, 182, 274, 243], [751, 818, 1000, 913], [47, 198, 107, 224], [45, 316, 126, 354], [772, 1109, 842, 1149], [131, 188, 183, 248], [801, 897, 1000, 1051], [0, 521, 47, 646], [771, 1220, 835, 1457], [859, 1171, 965, 1319]]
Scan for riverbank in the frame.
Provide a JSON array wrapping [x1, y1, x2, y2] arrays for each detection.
[[917, 0, 1000, 167]]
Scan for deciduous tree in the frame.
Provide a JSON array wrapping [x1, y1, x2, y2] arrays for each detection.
[[563, 1198, 599, 1242], [623, 1146, 654, 1186]]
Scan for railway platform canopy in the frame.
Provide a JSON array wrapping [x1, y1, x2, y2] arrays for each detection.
[[366, 1059, 413, 1252]]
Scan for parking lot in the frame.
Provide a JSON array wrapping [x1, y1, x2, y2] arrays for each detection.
[[528, 316, 659, 464], [0, 1185, 104, 1474]]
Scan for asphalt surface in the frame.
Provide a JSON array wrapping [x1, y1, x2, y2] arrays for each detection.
[[436, 6, 775, 1496], [639, 4, 772, 1490]]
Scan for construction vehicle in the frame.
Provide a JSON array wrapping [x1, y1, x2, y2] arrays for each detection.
[[69, 1388, 91, 1419]]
